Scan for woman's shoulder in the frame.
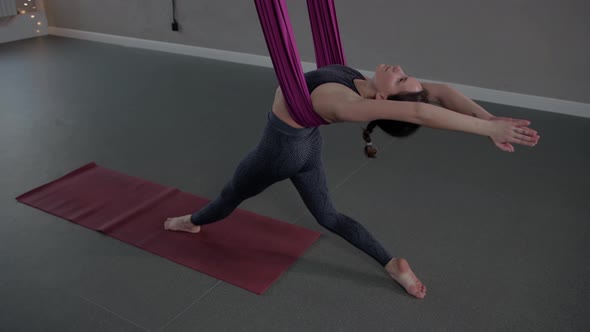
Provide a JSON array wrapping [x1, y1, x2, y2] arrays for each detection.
[[310, 83, 364, 122], [310, 81, 361, 98]]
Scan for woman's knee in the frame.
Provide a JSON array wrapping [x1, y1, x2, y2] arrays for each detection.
[[314, 209, 340, 229]]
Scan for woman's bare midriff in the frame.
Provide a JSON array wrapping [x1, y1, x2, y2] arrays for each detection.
[[271, 85, 348, 129], [271, 87, 306, 128]]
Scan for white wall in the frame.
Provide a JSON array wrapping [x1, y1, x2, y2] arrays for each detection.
[[43, 0, 590, 105], [0, 0, 47, 44]]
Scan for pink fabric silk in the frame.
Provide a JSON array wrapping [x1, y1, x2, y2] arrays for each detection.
[[254, 0, 346, 127], [306, 0, 346, 68]]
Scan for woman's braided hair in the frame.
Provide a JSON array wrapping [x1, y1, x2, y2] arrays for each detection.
[[362, 89, 430, 158]]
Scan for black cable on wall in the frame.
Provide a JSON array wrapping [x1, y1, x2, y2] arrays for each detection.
[[171, 0, 179, 31]]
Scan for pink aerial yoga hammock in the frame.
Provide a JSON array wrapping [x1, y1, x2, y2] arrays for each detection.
[[254, 0, 346, 127], [305, 0, 347, 68]]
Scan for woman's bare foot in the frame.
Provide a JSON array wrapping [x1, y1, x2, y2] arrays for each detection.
[[384, 258, 427, 299], [164, 215, 201, 233]]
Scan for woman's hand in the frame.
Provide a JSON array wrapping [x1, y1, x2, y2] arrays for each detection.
[[487, 117, 540, 152]]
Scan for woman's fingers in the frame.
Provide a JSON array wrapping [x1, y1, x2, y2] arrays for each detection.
[[514, 126, 537, 136], [494, 141, 514, 152], [513, 119, 531, 126], [503, 143, 515, 152], [506, 126, 540, 146], [512, 127, 541, 142], [514, 132, 538, 142], [509, 135, 538, 146]]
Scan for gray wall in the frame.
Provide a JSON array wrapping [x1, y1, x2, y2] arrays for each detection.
[[45, 0, 590, 103]]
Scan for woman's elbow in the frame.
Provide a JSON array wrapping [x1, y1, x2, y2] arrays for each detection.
[[409, 102, 427, 125]]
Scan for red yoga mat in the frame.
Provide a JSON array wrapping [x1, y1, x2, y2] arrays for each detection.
[[16, 162, 321, 295]]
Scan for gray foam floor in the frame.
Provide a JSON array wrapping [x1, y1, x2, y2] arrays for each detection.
[[1, 36, 589, 332]]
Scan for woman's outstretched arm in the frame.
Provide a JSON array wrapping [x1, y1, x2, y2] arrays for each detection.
[[334, 98, 539, 150], [335, 98, 488, 134], [422, 82, 494, 120], [421, 82, 541, 151]]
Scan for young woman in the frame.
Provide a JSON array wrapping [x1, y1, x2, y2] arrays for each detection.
[[164, 64, 540, 299]]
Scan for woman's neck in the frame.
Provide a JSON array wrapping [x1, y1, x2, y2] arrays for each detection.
[[354, 78, 378, 99]]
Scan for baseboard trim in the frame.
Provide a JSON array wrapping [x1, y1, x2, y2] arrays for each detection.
[[48, 26, 590, 119]]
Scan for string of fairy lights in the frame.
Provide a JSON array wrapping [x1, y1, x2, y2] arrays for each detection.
[[16, 0, 42, 34]]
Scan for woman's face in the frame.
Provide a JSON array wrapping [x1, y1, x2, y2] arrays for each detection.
[[373, 64, 422, 99]]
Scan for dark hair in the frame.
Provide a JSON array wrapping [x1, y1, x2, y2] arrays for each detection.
[[362, 89, 429, 158]]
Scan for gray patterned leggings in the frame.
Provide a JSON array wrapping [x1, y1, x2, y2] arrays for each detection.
[[191, 111, 393, 267]]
